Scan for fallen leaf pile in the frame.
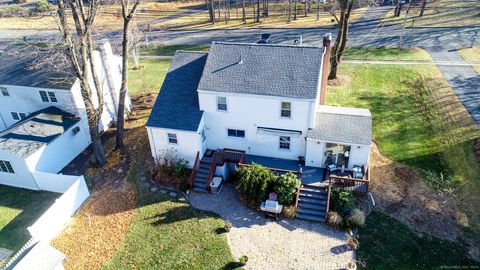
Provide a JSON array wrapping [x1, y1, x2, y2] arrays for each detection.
[[51, 183, 136, 270]]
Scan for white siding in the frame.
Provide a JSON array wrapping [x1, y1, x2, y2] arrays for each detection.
[[0, 149, 39, 190], [305, 139, 325, 168], [198, 91, 315, 160], [305, 139, 371, 169], [348, 144, 372, 170], [25, 120, 91, 173], [147, 127, 203, 168]]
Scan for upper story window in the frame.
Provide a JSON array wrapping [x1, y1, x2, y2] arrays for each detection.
[[0, 160, 15, 174], [11, 112, 27, 121], [168, 133, 178, 144], [279, 136, 291, 150], [217, 96, 227, 111], [281, 102, 291, 118], [1, 87, 9, 96], [227, 129, 245, 138], [39, 90, 57, 103], [72, 126, 81, 136]]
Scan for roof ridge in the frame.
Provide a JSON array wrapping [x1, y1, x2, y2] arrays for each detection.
[[211, 41, 322, 49], [176, 50, 209, 55], [318, 111, 371, 117]]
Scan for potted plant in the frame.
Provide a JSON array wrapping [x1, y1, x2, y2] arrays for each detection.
[[345, 260, 357, 270], [347, 236, 359, 250]]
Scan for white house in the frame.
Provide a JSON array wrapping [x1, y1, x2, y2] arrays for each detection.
[[0, 41, 130, 190], [146, 35, 372, 199]]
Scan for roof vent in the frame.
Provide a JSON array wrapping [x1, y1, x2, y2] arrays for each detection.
[[238, 56, 244, 64]]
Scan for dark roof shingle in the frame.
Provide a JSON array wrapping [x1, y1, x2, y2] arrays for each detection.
[[0, 50, 77, 90], [307, 106, 372, 145], [146, 51, 208, 131], [0, 106, 80, 158], [197, 42, 323, 99]]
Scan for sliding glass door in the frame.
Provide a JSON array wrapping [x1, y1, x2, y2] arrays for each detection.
[[323, 143, 351, 168]]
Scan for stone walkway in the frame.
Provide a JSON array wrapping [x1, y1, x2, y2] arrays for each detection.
[[189, 183, 355, 270]]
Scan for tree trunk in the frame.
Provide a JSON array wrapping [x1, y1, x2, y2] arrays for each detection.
[[328, 0, 352, 80], [256, 0, 260, 22], [207, 0, 215, 22], [287, 0, 292, 22], [419, 0, 427, 16], [293, 0, 297, 20], [217, 0, 221, 20], [304, 0, 307, 17], [241, 0, 246, 21], [116, 19, 130, 149], [316, 1, 320, 20]]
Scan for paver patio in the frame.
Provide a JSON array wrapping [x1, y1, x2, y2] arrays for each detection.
[[189, 183, 355, 270]]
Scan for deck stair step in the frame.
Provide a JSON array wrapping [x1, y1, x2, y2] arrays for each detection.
[[191, 151, 217, 193], [295, 184, 329, 223]]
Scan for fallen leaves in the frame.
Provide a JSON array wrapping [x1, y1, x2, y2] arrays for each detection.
[[51, 183, 136, 270]]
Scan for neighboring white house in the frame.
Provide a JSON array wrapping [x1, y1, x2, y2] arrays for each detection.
[[0, 41, 130, 190], [146, 35, 372, 173]]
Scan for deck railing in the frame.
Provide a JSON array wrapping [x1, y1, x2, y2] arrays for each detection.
[[189, 151, 200, 190], [206, 151, 218, 192], [329, 165, 370, 196], [216, 148, 246, 165], [237, 163, 302, 178]]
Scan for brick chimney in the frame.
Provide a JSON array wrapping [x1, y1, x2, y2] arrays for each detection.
[[319, 33, 332, 105]]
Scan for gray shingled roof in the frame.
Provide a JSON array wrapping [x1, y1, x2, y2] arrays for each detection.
[[307, 105, 372, 145], [0, 50, 77, 90], [197, 42, 323, 99], [146, 51, 208, 131], [0, 106, 80, 158]]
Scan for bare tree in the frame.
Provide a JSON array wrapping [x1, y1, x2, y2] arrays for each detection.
[[56, 0, 106, 165], [116, 0, 141, 149], [326, 0, 373, 79], [419, 0, 427, 16], [206, 0, 215, 23], [241, 0, 246, 22]]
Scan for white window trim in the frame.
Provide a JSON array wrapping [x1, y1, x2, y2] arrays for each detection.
[[279, 136, 291, 151], [280, 101, 292, 119], [167, 133, 178, 145], [216, 96, 228, 112], [226, 128, 246, 139]]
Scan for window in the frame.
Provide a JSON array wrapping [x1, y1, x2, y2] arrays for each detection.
[[281, 102, 291, 118], [11, 112, 19, 120], [168, 133, 178, 144], [323, 143, 351, 167], [48, 91, 57, 102], [39, 90, 57, 102], [19, 113, 26, 119], [39, 91, 49, 102], [279, 136, 291, 150], [227, 129, 245, 138], [0, 160, 14, 174], [217, 96, 227, 111], [72, 126, 80, 135], [1, 87, 8, 96]]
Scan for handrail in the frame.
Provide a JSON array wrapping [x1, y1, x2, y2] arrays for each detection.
[[189, 151, 200, 190], [329, 175, 370, 183], [206, 151, 217, 192], [295, 185, 302, 208], [325, 178, 332, 213], [238, 163, 301, 177]]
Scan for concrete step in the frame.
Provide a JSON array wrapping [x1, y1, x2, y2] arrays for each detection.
[[298, 201, 327, 210], [296, 212, 325, 223], [297, 207, 326, 217]]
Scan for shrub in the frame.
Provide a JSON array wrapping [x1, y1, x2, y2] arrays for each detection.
[[326, 211, 343, 228], [0, 5, 29, 17], [422, 169, 462, 192], [236, 163, 275, 205], [173, 159, 189, 178], [274, 172, 301, 205], [329, 187, 355, 214], [32, 0, 52, 13], [345, 208, 366, 228]]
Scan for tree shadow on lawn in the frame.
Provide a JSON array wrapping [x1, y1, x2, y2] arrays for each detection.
[[145, 204, 224, 227], [0, 185, 58, 252]]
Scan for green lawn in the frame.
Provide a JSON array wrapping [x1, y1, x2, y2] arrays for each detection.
[[102, 159, 237, 269], [357, 211, 478, 269], [128, 58, 171, 96], [342, 47, 432, 61], [0, 185, 58, 252]]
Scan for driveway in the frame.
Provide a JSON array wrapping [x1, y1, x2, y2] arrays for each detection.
[[189, 183, 354, 270]]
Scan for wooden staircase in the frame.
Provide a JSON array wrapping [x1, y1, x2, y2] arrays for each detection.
[[190, 151, 217, 193], [295, 184, 330, 222]]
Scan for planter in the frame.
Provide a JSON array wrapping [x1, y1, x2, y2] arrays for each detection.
[[345, 260, 357, 270]]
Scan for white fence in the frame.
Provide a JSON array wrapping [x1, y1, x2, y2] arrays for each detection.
[[33, 171, 83, 193], [27, 176, 90, 242]]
